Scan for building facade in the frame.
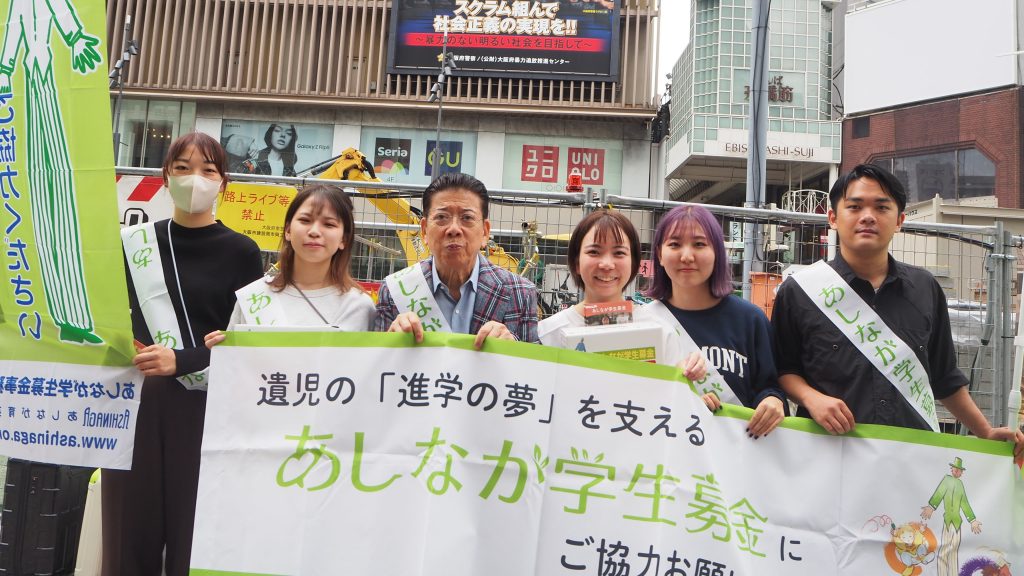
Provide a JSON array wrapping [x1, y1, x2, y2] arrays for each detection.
[[664, 0, 842, 206], [842, 0, 1024, 208], [107, 0, 662, 198], [842, 88, 1019, 208]]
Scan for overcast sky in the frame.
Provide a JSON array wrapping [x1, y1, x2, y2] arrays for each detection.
[[656, 1, 691, 100]]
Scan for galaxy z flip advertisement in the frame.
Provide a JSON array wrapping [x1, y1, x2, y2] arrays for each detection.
[[388, 0, 620, 81]]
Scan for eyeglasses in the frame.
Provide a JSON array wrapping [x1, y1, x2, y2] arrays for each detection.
[[428, 212, 482, 228]]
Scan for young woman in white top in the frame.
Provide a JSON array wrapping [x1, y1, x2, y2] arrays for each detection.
[[538, 209, 707, 392], [205, 183, 375, 346]]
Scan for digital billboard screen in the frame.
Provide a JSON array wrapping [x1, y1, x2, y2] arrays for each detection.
[[388, 1, 620, 81]]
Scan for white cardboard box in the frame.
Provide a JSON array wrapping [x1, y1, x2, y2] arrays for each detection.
[[561, 321, 666, 364]]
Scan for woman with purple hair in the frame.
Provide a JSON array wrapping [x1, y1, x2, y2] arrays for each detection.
[[642, 205, 786, 438]]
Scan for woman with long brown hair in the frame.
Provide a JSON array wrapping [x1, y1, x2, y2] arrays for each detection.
[[205, 183, 374, 340]]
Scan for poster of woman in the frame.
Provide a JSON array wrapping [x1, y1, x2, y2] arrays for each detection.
[[221, 119, 333, 177]]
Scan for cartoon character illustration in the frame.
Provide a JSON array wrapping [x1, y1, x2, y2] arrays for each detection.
[[922, 457, 982, 576], [0, 0, 103, 344], [890, 521, 937, 576], [866, 514, 938, 576]]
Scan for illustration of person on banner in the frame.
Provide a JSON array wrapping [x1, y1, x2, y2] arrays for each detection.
[[204, 182, 375, 342], [772, 164, 1024, 457], [104, 133, 263, 576], [537, 208, 708, 382], [642, 205, 787, 439], [0, 0, 103, 343], [920, 456, 980, 576], [375, 172, 538, 346]]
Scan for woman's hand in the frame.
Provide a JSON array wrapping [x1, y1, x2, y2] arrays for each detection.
[[204, 330, 225, 349], [678, 351, 707, 382], [700, 392, 721, 413], [747, 396, 785, 438], [133, 344, 177, 377]]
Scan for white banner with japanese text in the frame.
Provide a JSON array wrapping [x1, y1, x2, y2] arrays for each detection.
[[0, 361, 139, 469], [191, 332, 1023, 576]]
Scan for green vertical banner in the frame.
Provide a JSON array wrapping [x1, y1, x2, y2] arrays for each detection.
[[0, 0, 139, 469]]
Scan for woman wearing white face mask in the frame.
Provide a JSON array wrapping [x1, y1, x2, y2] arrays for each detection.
[[102, 132, 263, 576]]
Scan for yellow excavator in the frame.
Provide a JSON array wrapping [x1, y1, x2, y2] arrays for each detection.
[[309, 147, 535, 275]]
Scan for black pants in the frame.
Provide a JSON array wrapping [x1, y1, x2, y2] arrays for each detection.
[[101, 376, 207, 576]]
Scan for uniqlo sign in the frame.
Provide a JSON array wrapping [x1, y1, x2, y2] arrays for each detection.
[[568, 147, 605, 185], [521, 145, 559, 183]]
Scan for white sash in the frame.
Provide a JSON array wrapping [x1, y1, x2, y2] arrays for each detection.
[[792, 260, 939, 431], [235, 276, 288, 326], [121, 222, 210, 391], [384, 264, 453, 333], [643, 300, 741, 405]]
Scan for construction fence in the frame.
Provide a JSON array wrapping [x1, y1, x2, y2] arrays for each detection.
[[114, 168, 1024, 431]]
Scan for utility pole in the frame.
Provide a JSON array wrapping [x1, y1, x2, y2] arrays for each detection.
[[428, 29, 457, 181], [110, 14, 139, 162], [742, 0, 770, 299]]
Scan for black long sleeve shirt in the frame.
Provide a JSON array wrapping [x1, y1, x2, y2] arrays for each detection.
[[126, 219, 263, 379]]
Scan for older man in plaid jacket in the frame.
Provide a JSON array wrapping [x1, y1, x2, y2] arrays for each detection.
[[376, 172, 538, 346]]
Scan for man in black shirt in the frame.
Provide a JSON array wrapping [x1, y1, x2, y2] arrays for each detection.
[[772, 164, 1023, 458]]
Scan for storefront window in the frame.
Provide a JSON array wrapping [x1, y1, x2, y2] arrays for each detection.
[[957, 148, 995, 199], [111, 99, 197, 168], [870, 157, 892, 172], [893, 151, 956, 203], [872, 148, 992, 204], [112, 99, 145, 166]]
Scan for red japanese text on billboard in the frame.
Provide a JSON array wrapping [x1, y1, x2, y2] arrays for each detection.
[[388, 1, 620, 81]]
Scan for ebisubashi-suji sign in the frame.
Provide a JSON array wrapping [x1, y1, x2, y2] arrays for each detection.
[[387, 0, 621, 82]]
